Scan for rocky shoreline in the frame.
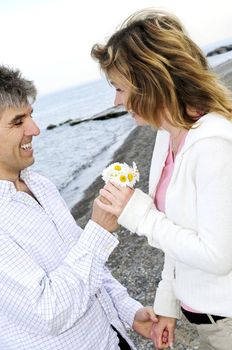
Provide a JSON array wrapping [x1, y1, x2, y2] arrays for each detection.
[[71, 59, 232, 349]]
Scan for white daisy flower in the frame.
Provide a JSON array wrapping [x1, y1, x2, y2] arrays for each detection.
[[102, 162, 140, 188]]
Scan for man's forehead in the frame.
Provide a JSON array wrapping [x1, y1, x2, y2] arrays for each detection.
[[0, 104, 32, 121]]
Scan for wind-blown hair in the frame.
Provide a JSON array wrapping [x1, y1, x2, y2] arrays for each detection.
[[91, 9, 232, 128], [0, 65, 37, 113]]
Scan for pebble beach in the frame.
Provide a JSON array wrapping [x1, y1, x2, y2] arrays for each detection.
[[71, 58, 232, 350]]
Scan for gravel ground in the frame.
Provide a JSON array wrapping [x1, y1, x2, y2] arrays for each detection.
[[71, 60, 232, 349]]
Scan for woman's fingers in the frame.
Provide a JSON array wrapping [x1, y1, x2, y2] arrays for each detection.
[[99, 188, 118, 205], [97, 182, 135, 217], [104, 182, 134, 205], [94, 198, 116, 215]]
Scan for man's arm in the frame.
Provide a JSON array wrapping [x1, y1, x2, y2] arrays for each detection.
[[102, 268, 158, 339], [0, 198, 119, 337], [102, 267, 143, 327]]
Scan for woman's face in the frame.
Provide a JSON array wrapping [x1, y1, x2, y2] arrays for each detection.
[[110, 79, 148, 126]]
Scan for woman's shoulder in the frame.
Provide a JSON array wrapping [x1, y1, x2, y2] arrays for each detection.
[[184, 112, 232, 150]]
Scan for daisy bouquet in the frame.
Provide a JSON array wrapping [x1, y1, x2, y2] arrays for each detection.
[[102, 162, 140, 188]]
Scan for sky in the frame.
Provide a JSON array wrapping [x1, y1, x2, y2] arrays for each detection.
[[0, 0, 231, 95]]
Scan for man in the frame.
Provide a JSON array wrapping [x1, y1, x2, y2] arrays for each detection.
[[0, 66, 157, 350]]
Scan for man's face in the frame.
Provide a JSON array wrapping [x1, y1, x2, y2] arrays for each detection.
[[0, 104, 40, 179]]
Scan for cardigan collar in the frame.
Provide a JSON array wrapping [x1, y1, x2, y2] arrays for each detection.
[[149, 112, 232, 195], [181, 112, 232, 155]]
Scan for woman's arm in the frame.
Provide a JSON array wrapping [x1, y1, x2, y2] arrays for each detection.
[[97, 138, 232, 275]]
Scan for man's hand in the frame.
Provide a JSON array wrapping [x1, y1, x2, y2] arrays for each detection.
[[132, 306, 158, 339], [151, 316, 176, 349], [91, 195, 119, 232]]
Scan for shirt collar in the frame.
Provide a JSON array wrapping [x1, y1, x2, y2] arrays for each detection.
[[0, 168, 31, 198]]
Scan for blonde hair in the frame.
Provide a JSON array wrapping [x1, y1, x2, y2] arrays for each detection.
[[91, 8, 232, 129]]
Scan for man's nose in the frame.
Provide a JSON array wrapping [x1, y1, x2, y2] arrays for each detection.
[[25, 118, 40, 136]]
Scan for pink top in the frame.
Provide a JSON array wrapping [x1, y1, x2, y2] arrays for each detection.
[[154, 131, 187, 212], [154, 131, 200, 313]]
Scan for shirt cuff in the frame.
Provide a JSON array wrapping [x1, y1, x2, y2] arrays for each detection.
[[68, 220, 119, 263], [123, 299, 144, 328]]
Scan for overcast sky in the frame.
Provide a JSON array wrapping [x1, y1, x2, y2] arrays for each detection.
[[1, 0, 231, 95]]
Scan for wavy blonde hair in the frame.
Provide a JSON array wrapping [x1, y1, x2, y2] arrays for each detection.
[[91, 8, 232, 128]]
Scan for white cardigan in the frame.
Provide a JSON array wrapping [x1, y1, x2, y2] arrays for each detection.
[[118, 113, 232, 318]]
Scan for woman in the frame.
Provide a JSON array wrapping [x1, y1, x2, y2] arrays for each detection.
[[91, 8, 232, 350]]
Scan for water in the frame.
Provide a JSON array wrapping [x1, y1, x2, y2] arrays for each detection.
[[32, 79, 135, 208]]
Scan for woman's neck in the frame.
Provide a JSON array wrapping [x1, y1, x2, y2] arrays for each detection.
[[160, 119, 187, 156]]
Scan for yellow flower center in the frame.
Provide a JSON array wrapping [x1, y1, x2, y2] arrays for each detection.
[[119, 175, 127, 183], [128, 173, 134, 182], [114, 165, 122, 171]]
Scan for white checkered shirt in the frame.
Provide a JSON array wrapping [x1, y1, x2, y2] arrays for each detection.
[[0, 169, 142, 350]]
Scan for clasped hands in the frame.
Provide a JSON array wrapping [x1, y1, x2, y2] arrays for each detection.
[[133, 307, 176, 349], [91, 182, 133, 232]]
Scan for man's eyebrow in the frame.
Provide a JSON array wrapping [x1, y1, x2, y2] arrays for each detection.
[[10, 113, 27, 123], [9, 108, 33, 123]]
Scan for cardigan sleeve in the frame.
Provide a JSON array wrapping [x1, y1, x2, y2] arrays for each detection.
[[118, 138, 232, 275], [154, 254, 181, 318]]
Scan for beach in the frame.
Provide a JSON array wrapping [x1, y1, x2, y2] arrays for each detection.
[[71, 59, 232, 350]]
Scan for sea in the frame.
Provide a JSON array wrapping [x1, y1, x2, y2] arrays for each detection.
[[32, 39, 232, 209], [32, 79, 135, 208]]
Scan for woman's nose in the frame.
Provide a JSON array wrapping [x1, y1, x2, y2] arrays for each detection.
[[114, 93, 123, 107]]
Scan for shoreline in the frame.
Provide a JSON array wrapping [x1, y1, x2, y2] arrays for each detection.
[[71, 60, 232, 349], [63, 125, 135, 209]]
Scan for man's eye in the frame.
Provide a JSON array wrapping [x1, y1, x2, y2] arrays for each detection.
[[14, 119, 23, 126]]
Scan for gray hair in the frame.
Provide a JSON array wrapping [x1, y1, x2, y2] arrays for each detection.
[[0, 65, 37, 111]]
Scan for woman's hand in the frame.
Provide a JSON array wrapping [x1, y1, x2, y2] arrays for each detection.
[[95, 182, 135, 217], [151, 316, 176, 349]]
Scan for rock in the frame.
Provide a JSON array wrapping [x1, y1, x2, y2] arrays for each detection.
[[207, 44, 232, 57], [69, 118, 87, 126], [91, 105, 128, 120], [46, 124, 57, 130], [59, 118, 73, 126], [69, 105, 127, 126], [46, 106, 127, 129]]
